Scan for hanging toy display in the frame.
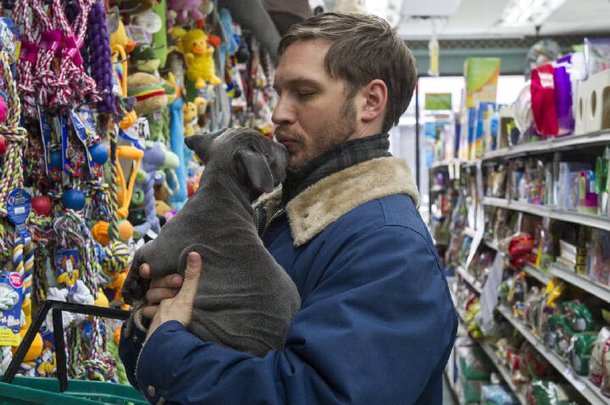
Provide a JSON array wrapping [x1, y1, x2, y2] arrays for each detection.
[[0, 0, 281, 388]]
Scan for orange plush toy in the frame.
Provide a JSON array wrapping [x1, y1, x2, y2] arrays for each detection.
[[182, 29, 222, 89]]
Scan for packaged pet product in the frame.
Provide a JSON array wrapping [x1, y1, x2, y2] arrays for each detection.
[[526, 381, 577, 405], [553, 55, 576, 136], [0, 272, 23, 347], [588, 229, 610, 286], [464, 57, 500, 108], [584, 38, 610, 78], [569, 332, 598, 376], [531, 64, 558, 138], [589, 327, 610, 389], [480, 384, 517, 405], [474, 102, 496, 159]]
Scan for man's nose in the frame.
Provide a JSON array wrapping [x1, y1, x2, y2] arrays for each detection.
[[271, 96, 295, 125]]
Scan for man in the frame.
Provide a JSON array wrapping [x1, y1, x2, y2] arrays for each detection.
[[119, 12, 457, 404]]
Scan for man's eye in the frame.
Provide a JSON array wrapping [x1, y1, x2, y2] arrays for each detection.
[[297, 91, 315, 99]]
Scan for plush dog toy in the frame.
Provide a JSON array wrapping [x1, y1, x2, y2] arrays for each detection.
[[122, 127, 300, 356]]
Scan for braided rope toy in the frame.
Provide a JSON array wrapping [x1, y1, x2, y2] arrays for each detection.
[[31, 0, 63, 109], [85, 1, 116, 114], [14, 0, 39, 117], [53, 209, 101, 295], [0, 53, 27, 216], [52, 0, 100, 108]]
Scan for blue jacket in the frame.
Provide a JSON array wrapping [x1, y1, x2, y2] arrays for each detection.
[[119, 157, 458, 404]]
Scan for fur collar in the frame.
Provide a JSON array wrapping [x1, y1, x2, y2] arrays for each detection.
[[258, 157, 419, 247]]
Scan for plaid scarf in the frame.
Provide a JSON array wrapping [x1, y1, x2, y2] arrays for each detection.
[[281, 133, 391, 205]]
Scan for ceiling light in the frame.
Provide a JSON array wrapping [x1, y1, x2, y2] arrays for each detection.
[[499, 0, 568, 27]]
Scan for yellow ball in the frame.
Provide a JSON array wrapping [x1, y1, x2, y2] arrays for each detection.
[[14, 330, 43, 362], [94, 289, 109, 307], [118, 220, 134, 242]]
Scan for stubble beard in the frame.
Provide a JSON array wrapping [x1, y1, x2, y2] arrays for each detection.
[[280, 98, 358, 170]]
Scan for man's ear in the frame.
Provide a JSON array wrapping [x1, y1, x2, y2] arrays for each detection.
[[184, 128, 224, 163], [234, 149, 274, 194], [360, 79, 388, 124]]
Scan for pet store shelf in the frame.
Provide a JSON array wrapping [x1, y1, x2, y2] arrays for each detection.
[[482, 197, 610, 232], [477, 340, 527, 405], [430, 158, 466, 170], [456, 265, 482, 294], [483, 130, 610, 161], [496, 306, 606, 405], [464, 227, 478, 239], [519, 263, 551, 285], [454, 296, 526, 404], [549, 263, 610, 305]]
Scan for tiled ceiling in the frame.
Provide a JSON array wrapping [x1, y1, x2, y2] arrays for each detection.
[[322, 0, 610, 40]]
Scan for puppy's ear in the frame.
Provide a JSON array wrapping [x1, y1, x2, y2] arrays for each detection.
[[235, 149, 274, 194], [184, 130, 221, 163]]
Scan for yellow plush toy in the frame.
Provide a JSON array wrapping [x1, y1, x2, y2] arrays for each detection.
[[182, 101, 198, 137], [182, 29, 222, 89]]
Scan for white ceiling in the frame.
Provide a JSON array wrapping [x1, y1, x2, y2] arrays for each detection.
[[406, 0, 610, 39], [322, 0, 610, 40]]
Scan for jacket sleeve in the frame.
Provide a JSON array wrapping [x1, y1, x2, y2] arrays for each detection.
[[119, 224, 458, 404]]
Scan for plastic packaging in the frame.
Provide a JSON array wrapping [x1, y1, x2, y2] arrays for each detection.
[[531, 64, 558, 137]]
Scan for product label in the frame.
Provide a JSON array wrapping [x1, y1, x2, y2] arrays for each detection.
[[0, 271, 23, 346], [54, 248, 80, 287]]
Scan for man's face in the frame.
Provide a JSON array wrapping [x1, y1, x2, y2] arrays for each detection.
[[272, 39, 358, 169]]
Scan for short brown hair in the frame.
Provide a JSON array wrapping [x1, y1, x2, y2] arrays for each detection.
[[278, 12, 417, 133]]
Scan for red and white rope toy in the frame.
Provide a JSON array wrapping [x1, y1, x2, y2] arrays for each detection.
[[51, 0, 100, 108]]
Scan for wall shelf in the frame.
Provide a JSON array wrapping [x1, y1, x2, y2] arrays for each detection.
[[482, 197, 610, 232], [456, 265, 483, 294], [477, 339, 527, 405], [483, 130, 610, 161], [497, 306, 607, 405], [549, 263, 610, 305]]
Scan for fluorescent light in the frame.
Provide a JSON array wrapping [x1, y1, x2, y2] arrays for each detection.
[[499, 0, 568, 26]]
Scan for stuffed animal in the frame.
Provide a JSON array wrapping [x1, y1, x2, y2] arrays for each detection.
[[107, 8, 137, 54], [132, 45, 161, 74], [182, 29, 222, 89], [167, 0, 203, 28], [127, 72, 168, 115], [182, 101, 198, 137]]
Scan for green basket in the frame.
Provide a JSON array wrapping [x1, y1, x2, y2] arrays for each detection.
[[1, 301, 146, 404], [0, 375, 147, 404]]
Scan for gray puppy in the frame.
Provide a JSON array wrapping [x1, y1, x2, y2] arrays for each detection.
[[122, 127, 301, 356]]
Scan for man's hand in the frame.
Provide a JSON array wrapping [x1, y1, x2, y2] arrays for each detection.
[[140, 265, 184, 320], [146, 252, 202, 338]]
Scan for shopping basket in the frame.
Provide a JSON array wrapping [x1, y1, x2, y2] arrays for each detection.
[[0, 300, 147, 404]]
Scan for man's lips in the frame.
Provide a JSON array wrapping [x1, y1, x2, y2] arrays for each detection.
[[276, 135, 297, 150]]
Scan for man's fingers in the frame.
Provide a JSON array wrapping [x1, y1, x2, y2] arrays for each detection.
[[150, 273, 183, 289], [175, 252, 202, 302], [146, 287, 180, 305], [139, 263, 151, 278], [141, 304, 159, 320]]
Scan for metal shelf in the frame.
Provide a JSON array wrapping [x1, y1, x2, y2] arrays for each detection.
[[549, 263, 610, 305], [521, 263, 551, 285], [477, 340, 527, 405], [455, 305, 526, 404], [482, 197, 610, 232], [483, 130, 610, 161], [497, 306, 607, 404], [430, 158, 466, 170], [456, 265, 482, 294]]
